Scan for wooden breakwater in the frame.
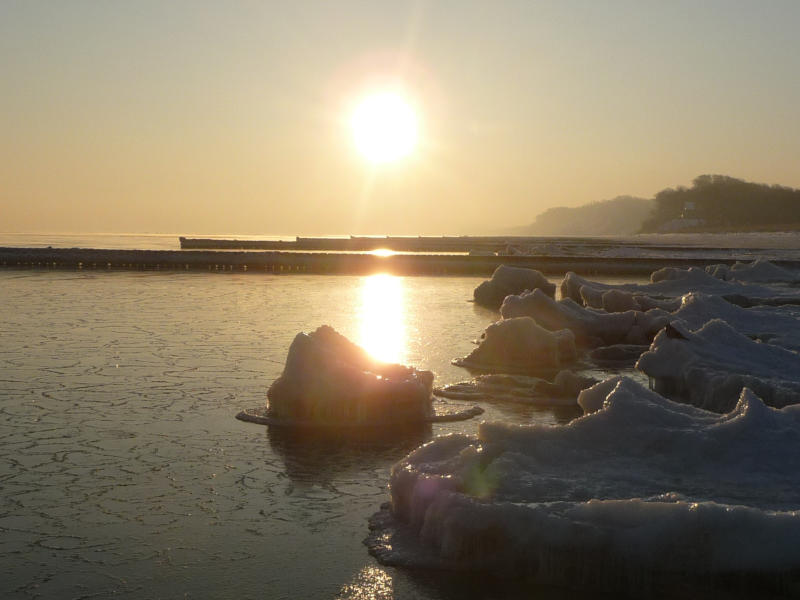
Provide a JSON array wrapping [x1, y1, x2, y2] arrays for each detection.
[[178, 235, 651, 253], [178, 235, 526, 252], [2, 246, 791, 276]]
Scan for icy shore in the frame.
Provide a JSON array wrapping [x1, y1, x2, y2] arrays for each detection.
[[368, 260, 800, 593], [367, 379, 800, 591], [446, 260, 800, 413]]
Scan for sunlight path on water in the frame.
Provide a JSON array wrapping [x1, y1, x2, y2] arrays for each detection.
[[359, 274, 406, 364]]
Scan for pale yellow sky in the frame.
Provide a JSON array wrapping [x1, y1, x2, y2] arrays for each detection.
[[2, 1, 799, 235]]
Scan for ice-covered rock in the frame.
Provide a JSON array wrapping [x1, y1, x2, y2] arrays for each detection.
[[500, 288, 669, 346], [473, 265, 555, 310], [435, 370, 597, 406], [368, 378, 800, 589], [706, 258, 800, 283], [636, 319, 800, 412], [454, 317, 576, 374], [265, 325, 435, 425]]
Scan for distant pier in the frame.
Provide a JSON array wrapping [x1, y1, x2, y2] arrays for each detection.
[[2, 246, 795, 276]]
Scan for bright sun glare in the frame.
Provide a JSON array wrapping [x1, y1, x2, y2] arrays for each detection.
[[351, 92, 418, 164]]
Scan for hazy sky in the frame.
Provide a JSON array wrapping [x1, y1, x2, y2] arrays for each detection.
[[2, 1, 799, 235]]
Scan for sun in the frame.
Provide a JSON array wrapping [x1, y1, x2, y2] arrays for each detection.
[[350, 91, 418, 164]]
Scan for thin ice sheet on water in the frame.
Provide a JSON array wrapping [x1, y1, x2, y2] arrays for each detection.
[[435, 370, 597, 407]]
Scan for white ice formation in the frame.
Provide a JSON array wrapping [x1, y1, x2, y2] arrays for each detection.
[[671, 292, 800, 352], [562, 267, 800, 308], [636, 319, 800, 413], [500, 288, 669, 346], [503, 286, 800, 353], [473, 265, 555, 310], [435, 370, 597, 407], [705, 258, 800, 283], [267, 325, 434, 424], [454, 317, 576, 374], [367, 378, 800, 588]]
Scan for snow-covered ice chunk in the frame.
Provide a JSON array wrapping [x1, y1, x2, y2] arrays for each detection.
[[266, 325, 434, 424], [367, 378, 800, 589], [454, 317, 576, 374], [576, 376, 625, 413], [636, 319, 800, 412], [435, 370, 597, 406], [501, 288, 669, 346], [671, 292, 800, 352], [473, 265, 555, 310], [706, 258, 800, 283], [594, 288, 639, 312]]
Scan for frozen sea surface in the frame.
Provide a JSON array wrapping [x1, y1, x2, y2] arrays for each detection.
[[0, 271, 612, 600]]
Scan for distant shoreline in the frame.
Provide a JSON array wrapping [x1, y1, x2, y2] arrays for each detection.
[[642, 224, 800, 234]]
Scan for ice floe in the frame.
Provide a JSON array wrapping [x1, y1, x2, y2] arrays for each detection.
[[367, 378, 800, 589], [236, 325, 482, 427], [473, 265, 555, 310], [453, 317, 577, 374], [636, 319, 800, 412]]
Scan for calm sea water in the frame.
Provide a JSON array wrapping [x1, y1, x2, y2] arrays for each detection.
[[16, 231, 798, 598], [2, 265, 646, 600]]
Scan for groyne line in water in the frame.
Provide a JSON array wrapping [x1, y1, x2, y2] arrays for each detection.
[[3, 247, 797, 276]]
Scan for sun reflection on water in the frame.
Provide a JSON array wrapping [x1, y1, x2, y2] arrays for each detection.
[[359, 274, 406, 364], [337, 566, 393, 600], [370, 248, 395, 257]]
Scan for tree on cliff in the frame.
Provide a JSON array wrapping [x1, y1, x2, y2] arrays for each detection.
[[640, 175, 800, 232]]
